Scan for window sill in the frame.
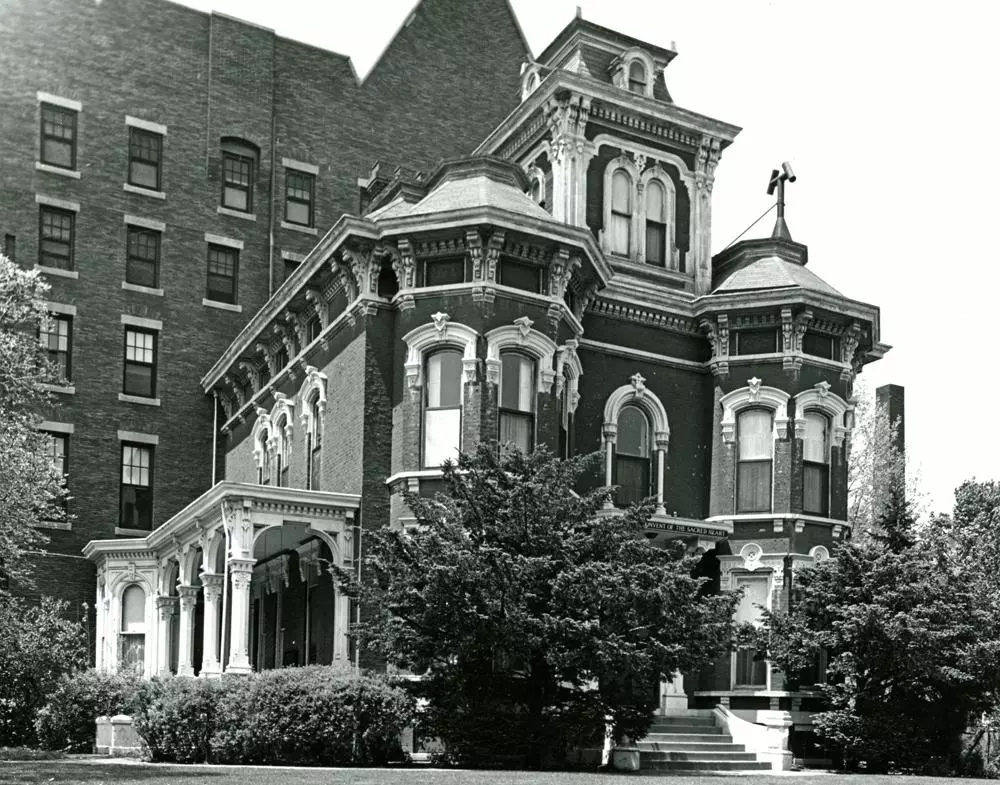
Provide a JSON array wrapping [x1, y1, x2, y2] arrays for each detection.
[[118, 393, 161, 406], [280, 221, 318, 235], [36, 519, 72, 531], [123, 183, 166, 200], [217, 206, 256, 221], [34, 264, 79, 279], [35, 161, 81, 179], [40, 383, 76, 395], [122, 281, 164, 296], [115, 527, 151, 537], [202, 298, 242, 313]]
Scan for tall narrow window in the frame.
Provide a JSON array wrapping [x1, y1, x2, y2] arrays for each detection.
[[424, 349, 463, 467], [276, 417, 289, 487], [733, 574, 769, 686], [126, 226, 160, 288], [206, 244, 238, 304], [558, 372, 573, 460], [40, 314, 72, 382], [307, 396, 322, 491], [285, 169, 314, 227], [120, 584, 147, 671], [221, 141, 255, 212], [44, 431, 68, 514], [38, 206, 74, 270], [615, 405, 651, 506], [803, 412, 829, 516], [737, 409, 773, 513], [4, 234, 16, 263], [120, 444, 153, 530], [123, 329, 157, 398], [128, 128, 162, 191], [610, 170, 631, 255], [40, 103, 77, 169], [628, 61, 647, 94], [645, 180, 667, 266], [499, 353, 535, 454], [258, 429, 271, 486]]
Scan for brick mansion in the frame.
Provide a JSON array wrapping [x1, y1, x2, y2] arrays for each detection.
[[0, 0, 891, 767]]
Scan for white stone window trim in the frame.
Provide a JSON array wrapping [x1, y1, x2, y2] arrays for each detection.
[[124, 214, 166, 232], [40, 382, 76, 394], [118, 393, 161, 406], [601, 372, 671, 514], [204, 232, 244, 250], [616, 47, 656, 99], [46, 301, 76, 316], [125, 116, 167, 135], [251, 406, 273, 474], [484, 316, 556, 393], [39, 420, 74, 434], [37, 91, 82, 112], [35, 162, 81, 179], [121, 313, 162, 331], [36, 194, 80, 212], [793, 382, 851, 449], [123, 183, 166, 199], [526, 163, 546, 206], [270, 392, 295, 450], [217, 206, 257, 221], [403, 312, 479, 395], [639, 164, 679, 269], [719, 377, 790, 444], [281, 157, 319, 175], [297, 365, 328, 430], [601, 154, 640, 259], [34, 265, 79, 280], [123, 282, 164, 296], [280, 221, 318, 236], [118, 430, 158, 445], [281, 250, 306, 263], [202, 298, 243, 313]]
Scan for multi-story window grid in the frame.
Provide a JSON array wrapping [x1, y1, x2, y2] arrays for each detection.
[[222, 152, 253, 212], [128, 128, 162, 191], [40, 314, 72, 382], [40, 103, 77, 169], [120, 443, 153, 530], [206, 245, 238, 304], [38, 207, 74, 270], [123, 329, 157, 398], [284, 169, 314, 226], [499, 352, 535, 455], [126, 226, 160, 288], [736, 409, 773, 513]]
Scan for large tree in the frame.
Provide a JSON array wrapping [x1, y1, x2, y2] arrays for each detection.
[[0, 252, 68, 595], [350, 445, 737, 767]]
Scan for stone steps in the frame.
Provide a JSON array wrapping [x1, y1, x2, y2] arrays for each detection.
[[643, 732, 734, 743], [638, 741, 749, 752], [641, 750, 759, 762], [637, 709, 771, 773], [644, 759, 773, 771]]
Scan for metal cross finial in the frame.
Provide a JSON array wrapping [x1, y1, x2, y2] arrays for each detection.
[[767, 162, 797, 241]]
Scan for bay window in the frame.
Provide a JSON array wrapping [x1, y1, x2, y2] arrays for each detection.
[[737, 409, 773, 513], [499, 352, 535, 454], [423, 349, 463, 467]]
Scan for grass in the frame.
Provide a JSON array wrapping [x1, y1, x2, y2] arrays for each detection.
[[0, 761, 997, 785]]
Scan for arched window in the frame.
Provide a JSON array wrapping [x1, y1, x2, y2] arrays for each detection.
[[120, 584, 146, 672], [645, 180, 667, 266], [307, 395, 322, 491], [615, 405, 651, 505], [275, 415, 289, 487], [530, 176, 542, 204], [499, 352, 535, 454], [628, 61, 647, 94], [610, 170, 632, 255], [257, 428, 271, 486], [424, 349, 463, 467], [737, 409, 773, 512], [802, 412, 829, 515]]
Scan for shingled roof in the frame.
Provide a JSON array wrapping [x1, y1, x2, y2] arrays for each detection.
[[712, 254, 843, 297]]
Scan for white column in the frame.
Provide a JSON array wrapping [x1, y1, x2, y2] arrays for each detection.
[[655, 448, 666, 516], [602, 424, 616, 509], [226, 559, 254, 674], [176, 585, 199, 676], [199, 573, 223, 677], [155, 595, 177, 675]]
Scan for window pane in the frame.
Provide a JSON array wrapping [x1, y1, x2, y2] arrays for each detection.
[[223, 186, 248, 211], [122, 585, 146, 633], [499, 411, 532, 454], [425, 259, 465, 286], [612, 170, 631, 212], [737, 460, 772, 512], [803, 414, 828, 463], [42, 139, 73, 168], [424, 408, 461, 467], [499, 261, 539, 292], [615, 455, 650, 506], [500, 354, 534, 412], [737, 329, 778, 355], [804, 464, 828, 515], [426, 350, 462, 408], [803, 331, 835, 359], [738, 410, 773, 459], [124, 364, 153, 397], [285, 200, 310, 225], [645, 223, 666, 265], [646, 181, 664, 221], [130, 161, 159, 189], [610, 214, 630, 255], [617, 406, 649, 456]]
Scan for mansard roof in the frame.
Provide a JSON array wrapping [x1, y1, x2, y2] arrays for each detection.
[[713, 255, 843, 297]]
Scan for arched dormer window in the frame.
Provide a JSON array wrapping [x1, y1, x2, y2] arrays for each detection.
[[802, 412, 829, 516], [424, 349, 463, 467], [220, 137, 259, 213], [521, 65, 542, 101], [628, 60, 647, 94], [602, 374, 670, 513], [610, 169, 632, 255], [526, 163, 546, 209], [615, 405, 651, 505], [499, 352, 536, 454], [120, 584, 146, 672]]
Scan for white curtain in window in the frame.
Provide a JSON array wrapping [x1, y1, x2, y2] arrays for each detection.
[[121, 585, 146, 633], [734, 575, 769, 626], [610, 170, 631, 255], [426, 351, 462, 408], [803, 413, 828, 463], [424, 408, 461, 467], [738, 410, 773, 459]]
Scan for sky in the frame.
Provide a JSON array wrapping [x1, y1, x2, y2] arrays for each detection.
[[173, 0, 999, 515]]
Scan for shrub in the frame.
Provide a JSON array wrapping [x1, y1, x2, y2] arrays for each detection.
[[131, 667, 414, 766], [36, 669, 142, 752]]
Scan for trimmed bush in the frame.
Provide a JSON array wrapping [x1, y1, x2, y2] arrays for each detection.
[[131, 666, 414, 766], [36, 669, 141, 752]]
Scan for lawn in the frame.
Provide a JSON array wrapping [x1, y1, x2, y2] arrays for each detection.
[[1, 760, 997, 785]]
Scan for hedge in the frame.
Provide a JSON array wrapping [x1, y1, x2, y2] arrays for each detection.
[[131, 666, 414, 765], [36, 669, 141, 752]]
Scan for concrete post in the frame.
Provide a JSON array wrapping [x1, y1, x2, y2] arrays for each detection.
[[175, 585, 200, 676], [226, 559, 254, 674], [199, 573, 223, 677]]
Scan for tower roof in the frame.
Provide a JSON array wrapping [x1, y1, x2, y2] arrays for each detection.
[[710, 237, 841, 297]]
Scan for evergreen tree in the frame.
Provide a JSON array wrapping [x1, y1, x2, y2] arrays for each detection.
[[350, 445, 738, 767]]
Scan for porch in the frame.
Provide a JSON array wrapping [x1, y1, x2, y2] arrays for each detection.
[[83, 482, 361, 677]]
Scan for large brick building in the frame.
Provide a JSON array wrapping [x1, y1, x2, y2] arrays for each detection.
[[3, 0, 890, 769]]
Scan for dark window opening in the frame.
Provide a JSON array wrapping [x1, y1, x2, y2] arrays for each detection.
[[803, 331, 837, 360], [38, 206, 74, 270], [206, 244, 238, 304], [41, 314, 72, 382], [128, 128, 162, 190], [123, 328, 157, 397], [732, 329, 778, 355], [126, 226, 160, 288], [4, 234, 15, 263], [499, 260, 541, 293], [628, 61, 647, 94], [424, 258, 465, 286], [283, 259, 300, 282], [40, 103, 77, 169], [284, 169, 314, 226], [120, 443, 153, 530]]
